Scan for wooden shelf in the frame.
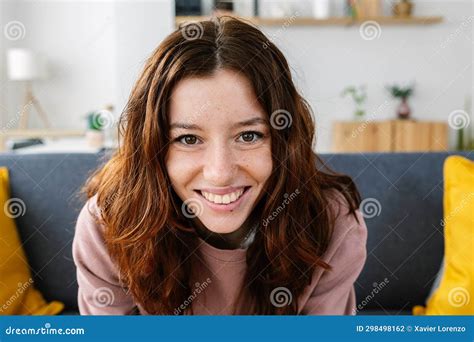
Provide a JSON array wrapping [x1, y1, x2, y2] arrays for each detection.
[[175, 16, 443, 27]]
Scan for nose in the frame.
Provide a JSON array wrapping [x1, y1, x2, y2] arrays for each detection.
[[202, 141, 237, 186]]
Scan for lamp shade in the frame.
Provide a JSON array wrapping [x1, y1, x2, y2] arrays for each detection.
[[7, 48, 42, 80]]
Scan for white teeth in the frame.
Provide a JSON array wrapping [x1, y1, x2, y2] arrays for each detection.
[[201, 188, 245, 204]]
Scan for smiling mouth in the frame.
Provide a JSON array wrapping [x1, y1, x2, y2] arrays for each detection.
[[194, 186, 251, 205]]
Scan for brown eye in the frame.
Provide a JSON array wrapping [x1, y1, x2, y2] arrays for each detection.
[[184, 136, 197, 144], [175, 135, 199, 145], [239, 131, 263, 143]]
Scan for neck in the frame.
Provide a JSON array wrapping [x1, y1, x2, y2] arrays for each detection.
[[193, 210, 259, 250]]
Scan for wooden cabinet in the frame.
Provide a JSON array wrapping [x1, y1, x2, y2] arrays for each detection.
[[332, 120, 448, 153]]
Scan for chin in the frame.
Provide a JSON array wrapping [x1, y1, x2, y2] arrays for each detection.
[[199, 217, 245, 234]]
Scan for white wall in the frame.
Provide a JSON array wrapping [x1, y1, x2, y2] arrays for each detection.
[[261, 0, 473, 151], [0, 0, 19, 128], [114, 1, 174, 114], [0, 0, 173, 130], [0, 0, 472, 152]]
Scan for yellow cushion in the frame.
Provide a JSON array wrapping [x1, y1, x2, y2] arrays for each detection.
[[0, 167, 64, 315], [413, 156, 474, 315]]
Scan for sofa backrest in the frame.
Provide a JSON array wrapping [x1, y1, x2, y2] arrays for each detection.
[[1, 151, 471, 313], [322, 152, 472, 314]]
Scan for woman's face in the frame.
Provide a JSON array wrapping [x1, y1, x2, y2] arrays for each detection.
[[166, 69, 273, 234]]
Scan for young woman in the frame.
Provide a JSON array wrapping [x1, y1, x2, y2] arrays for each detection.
[[72, 16, 367, 315]]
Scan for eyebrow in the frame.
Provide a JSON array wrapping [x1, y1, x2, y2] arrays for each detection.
[[169, 117, 268, 131]]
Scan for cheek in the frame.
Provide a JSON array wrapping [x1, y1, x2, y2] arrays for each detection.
[[165, 150, 197, 196], [241, 147, 273, 183]]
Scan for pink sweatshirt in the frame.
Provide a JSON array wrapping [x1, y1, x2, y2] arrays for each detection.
[[72, 193, 367, 315]]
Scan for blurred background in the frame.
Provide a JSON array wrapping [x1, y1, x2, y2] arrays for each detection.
[[0, 0, 472, 154]]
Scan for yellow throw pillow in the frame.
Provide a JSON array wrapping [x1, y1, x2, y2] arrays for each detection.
[[0, 167, 64, 315], [413, 156, 474, 315]]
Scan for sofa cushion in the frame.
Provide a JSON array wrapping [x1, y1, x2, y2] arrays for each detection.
[[414, 156, 474, 314]]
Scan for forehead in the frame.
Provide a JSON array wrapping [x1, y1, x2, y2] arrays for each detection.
[[168, 69, 266, 125]]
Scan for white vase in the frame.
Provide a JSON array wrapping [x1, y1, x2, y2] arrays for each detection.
[[312, 0, 330, 19], [86, 130, 105, 149]]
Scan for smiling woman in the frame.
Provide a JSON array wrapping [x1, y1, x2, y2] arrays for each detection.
[[72, 16, 367, 315]]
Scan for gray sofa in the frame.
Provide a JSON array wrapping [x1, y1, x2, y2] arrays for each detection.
[[1, 151, 472, 315]]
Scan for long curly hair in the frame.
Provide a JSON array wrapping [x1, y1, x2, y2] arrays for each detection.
[[81, 16, 361, 315]]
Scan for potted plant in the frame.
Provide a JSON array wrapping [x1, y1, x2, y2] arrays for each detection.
[[386, 83, 414, 120], [456, 95, 474, 151], [341, 85, 367, 120], [85, 110, 106, 149]]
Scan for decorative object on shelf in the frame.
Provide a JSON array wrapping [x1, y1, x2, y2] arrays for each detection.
[[353, 0, 381, 18], [341, 85, 367, 120], [7, 138, 43, 150], [175, 0, 202, 16], [265, 0, 293, 18], [85, 105, 114, 149], [214, 0, 234, 15], [254, 0, 259, 16], [346, 0, 358, 18], [387, 83, 414, 120], [231, 0, 255, 17], [7, 48, 51, 130], [312, 0, 330, 19], [455, 94, 474, 151], [393, 0, 413, 17]]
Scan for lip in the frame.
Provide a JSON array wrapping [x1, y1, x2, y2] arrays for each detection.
[[195, 186, 251, 212]]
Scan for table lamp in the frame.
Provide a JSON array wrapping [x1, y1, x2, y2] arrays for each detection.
[[7, 48, 51, 129]]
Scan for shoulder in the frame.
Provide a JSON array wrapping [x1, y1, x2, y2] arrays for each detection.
[[79, 193, 103, 227], [323, 189, 367, 264], [73, 193, 107, 249], [72, 193, 120, 281]]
